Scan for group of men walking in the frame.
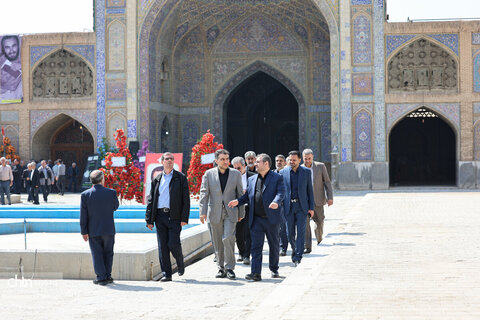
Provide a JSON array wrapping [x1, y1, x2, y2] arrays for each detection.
[[0, 157, 80, 205], [203, 148, 333, 281], [80, 148, 333, 285]]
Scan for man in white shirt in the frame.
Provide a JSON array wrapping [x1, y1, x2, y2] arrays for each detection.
[[0, 157, 13, 205]]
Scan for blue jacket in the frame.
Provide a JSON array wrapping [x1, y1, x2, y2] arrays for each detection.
[[237, 170, 285, 227], [80, 184, 119, 237], [279, 165, 314, 215]]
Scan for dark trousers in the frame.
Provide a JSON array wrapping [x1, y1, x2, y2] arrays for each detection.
[[57, 175, 66, 195], [0, 181, 11, 205], [13, 179, 22, 194], [31, 186, 39, 204], [26, 183, 32, 201], [235, 207, 251, 259], [155, 212, 184, 277], [250, 215, 280, 275], [68, 177, 77, 192], [279, 220, 288, 252], [88, 235, 115, 281], [286, 202, 308, 263], [40, 185, 49, 202]]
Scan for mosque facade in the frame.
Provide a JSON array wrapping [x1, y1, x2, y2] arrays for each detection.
[[1, 0, 480, 189]]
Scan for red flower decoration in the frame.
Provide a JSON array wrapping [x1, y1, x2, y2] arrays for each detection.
[[0, 136, 21, 161], [100, 129, 143, 203], [187, 130, 223, 196]]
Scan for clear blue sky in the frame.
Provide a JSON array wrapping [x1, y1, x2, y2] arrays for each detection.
[[0, 0, 479, 34]]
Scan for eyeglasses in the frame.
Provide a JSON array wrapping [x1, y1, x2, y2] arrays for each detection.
[[233, 167, 242, 171], [163, 157, 174, 161]]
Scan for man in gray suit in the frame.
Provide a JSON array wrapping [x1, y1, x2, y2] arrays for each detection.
[[302, 149, 333, 252], [199, 149, 245, 279]]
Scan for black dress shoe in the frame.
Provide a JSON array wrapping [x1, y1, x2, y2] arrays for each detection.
[[279, 250, 286, 256], [216, 269, 226, 278], [271, 271, 280, 278], [107, 277, 114, 283], [243, 257, 250, 265], [160, 276, 172, 282], [245, 273, 262, 281], [237, 256, 244, 262], [93, 279, 108, 286], [304, 248, 311, 254], [178, 268, 184, 276], [226, 269, 236, 280]]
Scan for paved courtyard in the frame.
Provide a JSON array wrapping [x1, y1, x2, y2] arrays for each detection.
[[1, 189, 480, 319]]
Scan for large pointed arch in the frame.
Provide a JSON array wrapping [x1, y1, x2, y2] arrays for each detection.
[[388, 106, 457, 186], [31, 113, 95, 171], [138, 0, 340, 145], [212, 60, 307, 150]]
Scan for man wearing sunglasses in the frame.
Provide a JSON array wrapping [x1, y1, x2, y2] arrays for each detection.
[[146, 152, 190, 282]]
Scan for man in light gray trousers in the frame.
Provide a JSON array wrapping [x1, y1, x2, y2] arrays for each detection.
[[199, 149, 245, 280]]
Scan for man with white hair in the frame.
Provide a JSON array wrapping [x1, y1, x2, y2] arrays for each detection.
[[0, 157, 13, 205], [244, 151, 257, 173], [302, 149, 333, 252]]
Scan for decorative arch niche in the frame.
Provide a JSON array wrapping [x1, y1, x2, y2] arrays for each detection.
[[387, 38, 458, 92], [32, 49, 94, 99]]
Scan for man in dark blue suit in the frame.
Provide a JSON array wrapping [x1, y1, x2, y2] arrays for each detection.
[[80, 170, 119, 285], [229, 153, 285, 281], [279, 150, 314, 266]]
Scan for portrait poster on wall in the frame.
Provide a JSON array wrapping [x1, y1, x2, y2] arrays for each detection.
[[143, 153, 183, 204], [0, 35, 23, 104]]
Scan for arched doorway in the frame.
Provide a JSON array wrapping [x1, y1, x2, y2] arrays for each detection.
[[389, 107, 456, 186], [32, 114, 94, 178], [224, 71, 298, 158]]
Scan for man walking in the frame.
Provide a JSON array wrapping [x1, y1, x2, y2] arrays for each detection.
[[302, 149, 333, 252], [231, 156, 256, 265], [275, 154, 289, 256], [0, 157, 13, 205], [67, 162, 78, 192], [146, 152, 190, 282], [30, 162, 40, 205], [279, 151, 314, 266], [56, 159, 66, 196], [199, 149, 244, 279], [229, 154, 285, 281], [12, 159, 22, 194], [39, 160, 53, 202], [23, 163, 32, 202], [80, 170, 119, 286]]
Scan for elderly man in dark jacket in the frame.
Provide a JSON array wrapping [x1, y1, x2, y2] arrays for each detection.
[[80, 170, 119, 285]]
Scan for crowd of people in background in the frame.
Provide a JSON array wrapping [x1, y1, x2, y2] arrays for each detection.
[[0, 156, 80, 205]]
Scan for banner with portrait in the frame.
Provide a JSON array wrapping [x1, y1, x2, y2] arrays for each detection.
[[0, 35, 23, 104], [143, 153, 183, 204]]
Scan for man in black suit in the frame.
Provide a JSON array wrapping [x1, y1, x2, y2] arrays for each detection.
[[231, 156, 256, 265], [80, 170, 119, 285], [29, 162, 40, 205], [11, 159, 22, 194], [23, 163, 33, 202], [146, 152, 190, 282]]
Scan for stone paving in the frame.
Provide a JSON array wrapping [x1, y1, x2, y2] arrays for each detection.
[[1, 190, 480, 319]]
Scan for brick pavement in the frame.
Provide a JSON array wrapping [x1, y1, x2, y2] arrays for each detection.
[[2, 190, 479, 319]]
